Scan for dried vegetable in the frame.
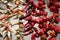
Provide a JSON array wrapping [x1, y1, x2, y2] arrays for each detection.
[[0, 0, 25, 40], [0, 0, 60, 40]]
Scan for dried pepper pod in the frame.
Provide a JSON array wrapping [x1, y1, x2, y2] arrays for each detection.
[[3, 32, 12, 40], [48, 37, 57, 40], [16, 31, 24, 40], [41, 34, 47, 40], [15, 23, 24, 40], [31, 32, 37, 40], [15, 0, 20, 6]]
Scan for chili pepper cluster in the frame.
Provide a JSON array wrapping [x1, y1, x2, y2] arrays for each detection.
[[22, 0, 60, 40], [0, 0, 60, 40]]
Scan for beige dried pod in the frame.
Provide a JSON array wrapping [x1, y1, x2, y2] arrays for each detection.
[[15, 0, 20, 6], [19, 23, 25, 28], [4, 37, 12, 40], [16, 33, 24, 40], [15, 23, 24, 40], [18, 10, 24, 16], [12, 8, 19, 13], [3, 35, 12, 40], [20, 34, 24, 40]]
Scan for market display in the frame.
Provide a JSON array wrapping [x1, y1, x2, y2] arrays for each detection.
[[0, 0, 60, 40]]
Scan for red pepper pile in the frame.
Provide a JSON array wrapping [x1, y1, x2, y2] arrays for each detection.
[[21, 0, 60, 40]]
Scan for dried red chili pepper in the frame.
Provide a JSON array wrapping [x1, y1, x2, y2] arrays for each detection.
[[47, 16, 53, 22], [38, 1, 44, 7], [43, 12, 48, 16], [50, 6, 56, 12], [25, 16, 32, 21], [23, 30, 33, 36], [43, 16, 48, 22], [48, 37, 57, 40], [41, 34, 47, 40], [39, 24, 43, 29], [39, 29, 45, 36], [54, 17, 59, 23], [49, 30, 56, 37], [31, 33, 37, 40], [55, 25, 60, 33], [30, 0, 34, 3], [54, 2, 59, 8], [32, 18, 40, 23], [33, 27, 39, 34], [24, 24, 33, 32], [42, 22, 48, 30], [39, 10, 44, 15], [48, 23, 55, 30], [53, 13, 59, 18]]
